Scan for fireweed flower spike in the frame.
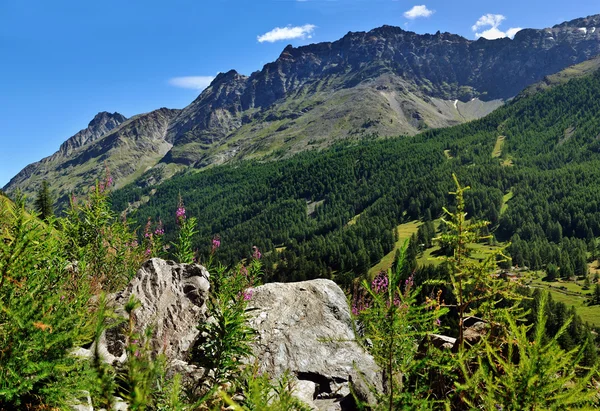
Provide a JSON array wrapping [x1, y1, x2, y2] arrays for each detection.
[[243, 289, 254, 301], [144, 218, 152, 238], [104, 163, 113, 188], [176, 193, 186, 224], [371, 271, 389, 294], [252, 246, 262, 260], [211, 236, 221, 254], [154, 219, 164, 236], [176, 206, 186, 222]]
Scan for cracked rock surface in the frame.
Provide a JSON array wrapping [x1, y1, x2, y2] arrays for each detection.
[[247, 279, 381, 410]]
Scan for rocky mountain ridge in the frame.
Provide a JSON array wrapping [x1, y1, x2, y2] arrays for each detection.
[[166, 14, 600, 165], [5, 108, 179, 205], [5, 14, 600, 203], [58, 112, 128, 158]]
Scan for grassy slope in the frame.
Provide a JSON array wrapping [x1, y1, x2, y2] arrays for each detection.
[[529, 274, 600, 326], [367, 217, 600, 326], [368, 220, 422, 276], [492, 135, 505, 158], [173, 74, 502, 168]]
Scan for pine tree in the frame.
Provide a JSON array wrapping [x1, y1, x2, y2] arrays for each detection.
[[590, 283, 600, 306], [545, 263, 559, 282], [34, 181, 54, 221], [583, 275, 591, 290]]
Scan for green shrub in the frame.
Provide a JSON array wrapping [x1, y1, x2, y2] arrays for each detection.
[[0, 195, 93, 408]]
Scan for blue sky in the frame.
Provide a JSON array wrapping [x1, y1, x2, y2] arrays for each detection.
[[0, 0, 598, 187]]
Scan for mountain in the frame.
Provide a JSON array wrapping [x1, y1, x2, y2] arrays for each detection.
[[163, 14, 600, 166], [518, 54, 600, 98], [5, 14, 600, 203], [111, 58, 600, 282], [58, 111, 127, 157], [4, 108, 179, 205]]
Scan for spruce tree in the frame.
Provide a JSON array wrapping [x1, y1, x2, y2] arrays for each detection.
[[583, 275, 591, 290], [34, 181, 54, 221], [545, 263, 559, 282], [590, 283, 600, 305]]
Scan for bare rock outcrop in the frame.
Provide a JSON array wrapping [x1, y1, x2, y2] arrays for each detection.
[[94, 258, 210, 368], [247, 279, 382, 410], [86, 261, 380, 410]]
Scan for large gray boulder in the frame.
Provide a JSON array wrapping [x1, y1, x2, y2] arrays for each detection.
[[247, 279, 382, 410], [94, 258, 210, 367], [85, 261, 381, 410]]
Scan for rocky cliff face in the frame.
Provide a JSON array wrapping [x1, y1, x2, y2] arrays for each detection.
[[58, 112, 127, 158], [4, 108, 180, 205], [163, 14, 600, 166]]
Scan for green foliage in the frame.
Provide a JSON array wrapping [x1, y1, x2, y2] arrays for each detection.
[[590, 283, 600, 306], [34, 180, 54, 221], [62, 175, 146, 291], [435, 178, 599, 409], [221, 368, 312, 411], [436, 175, 516, 348], [174, 217, 198, 265], [173, 195, 198, 264], [458, 292, 598, 410], [192, 258, 260, 394], [544, 263, 559, 282], [89, 295, 119, 409], [0, 194, 93, 408], [352, 244, 447, 409]]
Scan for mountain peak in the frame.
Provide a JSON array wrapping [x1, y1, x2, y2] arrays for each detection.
[[58, 111, 128, 156], [89, 111, 126, 127], [553, 14, 600, 29], [213, 70, 245, 84]]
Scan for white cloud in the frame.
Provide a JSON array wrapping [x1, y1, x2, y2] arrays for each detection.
[[505, 27, 523, 38], [257, 24, 316, 43], [472, 14, 522, 39], [403, 5, 435, 19], [168, 76, 215, 91]]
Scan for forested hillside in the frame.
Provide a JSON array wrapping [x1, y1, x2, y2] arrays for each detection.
[[112, 67, 600, 284]]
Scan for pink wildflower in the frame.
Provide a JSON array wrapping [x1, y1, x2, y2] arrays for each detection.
[[372, 272, 389, 293], [211, 236, 221, 254], [144, 218, 152, 238], [252, 246, 262, 260], [154, 223, 164, 236], [104, 164, 113, 189], [243, 289, 254, 301]]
